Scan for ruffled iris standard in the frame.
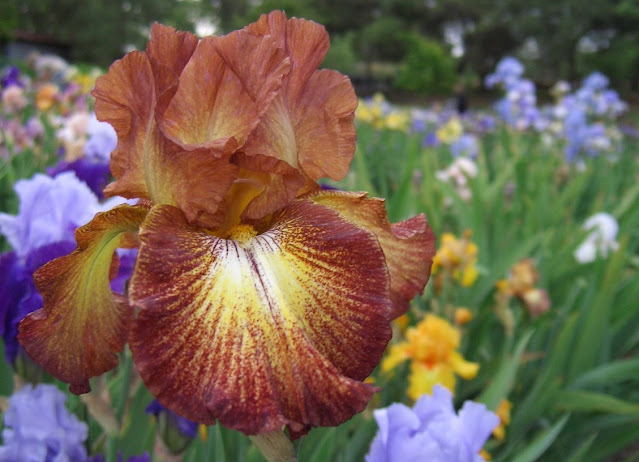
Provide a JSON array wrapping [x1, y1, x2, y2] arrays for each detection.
[[18, 12, 435, 437]]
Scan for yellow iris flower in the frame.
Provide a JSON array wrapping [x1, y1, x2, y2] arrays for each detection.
[[432, 230, 479, 287], [382, 314, 479, 400]]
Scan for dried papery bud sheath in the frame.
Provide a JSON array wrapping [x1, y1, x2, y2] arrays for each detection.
[[249, 431, 297, 462]]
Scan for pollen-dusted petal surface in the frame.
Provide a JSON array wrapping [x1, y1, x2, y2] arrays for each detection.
[[159, 31, 290, 151], [240, 12, 358, 181], [18, 205, 149, 394], [129, 201, 393, 434], [310, 191, 436, 319]]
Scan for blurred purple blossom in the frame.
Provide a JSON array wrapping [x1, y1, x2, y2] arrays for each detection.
[[0, 172, 125, 259], [366, 385, 499, 462], [48, 159, 112, 199], [484, 56, 524, 89], [0, 384, 88, 462], [422, 132, 440, 148], [450, 134, 479, 158], [0, 242, 75, 364], [146, 399, 198, 453], [146, 400, 198, 439], [1, 66, 24, 89], [83, 113, 117, 162]]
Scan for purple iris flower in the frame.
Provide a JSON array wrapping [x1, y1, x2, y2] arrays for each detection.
[[0, 242, 75, 364], [1, 66, 23, 89], [422, 132, 440, 148], [0, 172, 134, 364], [484, 57, 524, 89], [366, 385, 499, 462], [145, 400, 198, 439], [84, 113, 117, 162], [47, 160, 111, 199], [450, 134, 479, 158], [582, 72, 609, 92], [0, 384, 88, 462], [111, 248, 139, 295]]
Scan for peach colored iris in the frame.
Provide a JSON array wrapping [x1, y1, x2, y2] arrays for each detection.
[[18, 12, 435, 437], [496, 259, 550, 317]]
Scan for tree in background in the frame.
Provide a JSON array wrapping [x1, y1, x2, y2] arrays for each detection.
[[4, 0, 211, 67], [3, 0, 638, 93]]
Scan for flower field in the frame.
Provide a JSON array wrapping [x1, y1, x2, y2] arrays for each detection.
[[1, 15, 639, 462]]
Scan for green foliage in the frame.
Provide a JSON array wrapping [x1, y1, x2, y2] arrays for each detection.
[[349, 120, 639, 461], [352, 16, 410, 63], [578, 34, 639, 91], [394, 33, 456, 95], [321, 33, 358, 76], [11, 0, 212, 66], [240, 0, 325, 29]]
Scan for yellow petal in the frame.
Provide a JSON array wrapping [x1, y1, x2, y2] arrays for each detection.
[[407, 362, 456, 401], [449, 351, 480, 380]]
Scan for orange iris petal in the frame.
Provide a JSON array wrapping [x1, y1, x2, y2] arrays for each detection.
[[236, 12, 357, 218], [93, 25, 240, 224], [310, 191, 436, 318], [159, 30, 290, 151], [128, 200, 392, 435], [18, 205, 148, 394]]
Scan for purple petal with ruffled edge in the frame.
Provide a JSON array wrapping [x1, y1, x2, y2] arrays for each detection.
[[48, 159, 112, 199], [366, 385, 499, 462], [0, 384, 88, 462], [1, 241, 76, 364]]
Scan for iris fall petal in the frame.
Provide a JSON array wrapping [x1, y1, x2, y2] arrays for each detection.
[[18, 205, 148, 394], [128, 201, 393, 434], [310, 191, 436, 318]]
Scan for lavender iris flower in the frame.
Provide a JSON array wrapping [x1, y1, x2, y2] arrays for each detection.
[[0, 172, 133, 363], [484, 57, 524, 89], [0, 384, 88, 462], [47, 113, 116, 198], [0, 172, 125, 259], [581, 72, 609, 92], [450, 134, 479, 158], [0, 242, 75, 364], [83, 113, 117, 162], [47, 160, 112, 199], [366, 385, 499, 462]]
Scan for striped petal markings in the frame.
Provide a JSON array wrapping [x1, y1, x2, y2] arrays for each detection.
[[128, 199, 394, 435], [18, 204, 149, 394], [309, 191, 436, 319]]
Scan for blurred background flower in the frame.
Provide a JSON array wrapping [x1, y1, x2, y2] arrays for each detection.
[[366, 385, 498, 462], [0, 383, 88, 462]]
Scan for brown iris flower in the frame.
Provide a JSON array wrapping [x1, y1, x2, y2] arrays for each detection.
[[18, 12, 435, 437]]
